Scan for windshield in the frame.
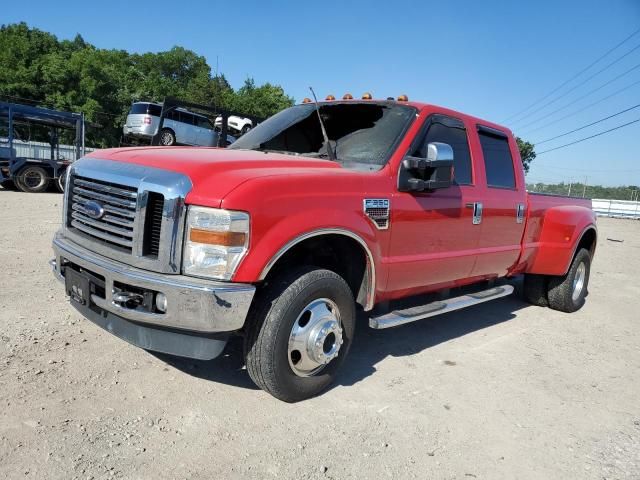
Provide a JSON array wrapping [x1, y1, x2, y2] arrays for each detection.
[[229, 102, 416, 169]]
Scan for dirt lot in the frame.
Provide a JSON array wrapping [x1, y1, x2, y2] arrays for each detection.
[[0, 189, 639, 480]]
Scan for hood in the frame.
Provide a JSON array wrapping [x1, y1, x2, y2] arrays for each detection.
[[87, 147, 343, 207]]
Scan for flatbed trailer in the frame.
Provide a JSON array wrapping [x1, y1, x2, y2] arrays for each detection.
[[0, 102, 85, 193]]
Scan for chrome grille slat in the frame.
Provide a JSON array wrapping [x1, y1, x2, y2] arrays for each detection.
[[71, 212, 134, 237], [73, 196, 136, 218], [71, 204, 135, 227], [74, 178, 138, 199], [70, 220, 134, 248], [69, 175, 138, 253], [72, 186, 137, 209]]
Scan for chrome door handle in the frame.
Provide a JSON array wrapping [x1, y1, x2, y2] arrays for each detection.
[[466, 202, 483, 225], [516, 203, 526, 223]]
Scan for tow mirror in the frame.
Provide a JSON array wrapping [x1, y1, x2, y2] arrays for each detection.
[[398, 142, 454, 192]]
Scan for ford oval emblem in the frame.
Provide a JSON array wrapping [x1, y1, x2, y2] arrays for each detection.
[[84, 200, 105, 220]]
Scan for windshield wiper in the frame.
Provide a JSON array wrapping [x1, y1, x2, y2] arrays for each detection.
[[309, 87, 337, 161]]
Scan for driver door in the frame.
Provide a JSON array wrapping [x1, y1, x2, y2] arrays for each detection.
[[387, 113, 482, 295]]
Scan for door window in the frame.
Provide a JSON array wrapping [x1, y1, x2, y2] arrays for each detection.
[[478, 128, 515, 188], [412, 115, 473, 185]]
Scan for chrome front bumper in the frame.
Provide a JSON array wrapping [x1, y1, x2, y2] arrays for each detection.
[[51, 232, 256, 359]]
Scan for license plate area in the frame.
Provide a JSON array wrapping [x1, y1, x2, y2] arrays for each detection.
[[65, 268, 90, 305], [62, 261, 106, 306]]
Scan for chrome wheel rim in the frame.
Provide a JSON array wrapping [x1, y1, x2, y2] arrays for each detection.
[[24, 171, 45, 189], [572, 262, 586, 302], [160, 132, 173, 145], [288, 298, 343, 377]]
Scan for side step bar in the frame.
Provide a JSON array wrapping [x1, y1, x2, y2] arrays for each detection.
[[369, 285, 515, 329]]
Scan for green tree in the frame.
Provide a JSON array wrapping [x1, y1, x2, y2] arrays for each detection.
[[0, 23, 294, 147], [516, 137, 536, 173]]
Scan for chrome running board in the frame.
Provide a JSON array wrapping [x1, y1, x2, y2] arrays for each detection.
[[369, 285, 515, 329]]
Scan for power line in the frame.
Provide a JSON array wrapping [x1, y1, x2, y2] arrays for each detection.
[[534, 103, 640, 144], [516, 62, 640, 130], [522, 77, 640, 135], [502, 26, 640, 123], [537, 117, 640, 155], [510, 41, 640, 126]]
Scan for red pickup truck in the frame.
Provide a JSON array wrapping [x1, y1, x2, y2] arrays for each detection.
[[51, 96, 597, 402]]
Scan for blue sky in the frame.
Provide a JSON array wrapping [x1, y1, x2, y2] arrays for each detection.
[[3, 0, 640, 186]]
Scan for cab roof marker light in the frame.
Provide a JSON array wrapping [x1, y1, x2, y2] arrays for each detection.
[[362, 92, 372, 100]]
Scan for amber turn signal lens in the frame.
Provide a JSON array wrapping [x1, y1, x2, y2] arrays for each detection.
[[397, 94, 409, 101], [325, 94, 336, 101], [342, 93, 353, 100], [189, 229, 247, 247], [302, 97, 312, 103], [362, 92, 372, 100]]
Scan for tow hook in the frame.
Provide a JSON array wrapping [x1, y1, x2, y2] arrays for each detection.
[[112, 291, 144, 309]]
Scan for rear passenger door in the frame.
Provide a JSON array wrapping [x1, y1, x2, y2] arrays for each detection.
[[470, 125, 527, 277]]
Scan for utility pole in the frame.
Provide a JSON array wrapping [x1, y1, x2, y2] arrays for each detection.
[[567, 181, 572, 197], [582, 176, 587, 198]]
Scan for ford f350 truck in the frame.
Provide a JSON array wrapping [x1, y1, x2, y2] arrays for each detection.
[[51, 95, 597, 402]]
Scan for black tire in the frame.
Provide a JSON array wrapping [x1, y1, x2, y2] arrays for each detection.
[[16, 166, 50, 193], [547, 248, 591, 313], [1, 179, 18, 191], [159, 128, 176, 146], [244, 267, 356, 402], [55, 168, 67, 193], [523, 274, 548, 307], [241, 124, 251, 135]]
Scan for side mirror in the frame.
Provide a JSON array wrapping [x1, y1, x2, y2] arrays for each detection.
[[398, 142, 454, 192]]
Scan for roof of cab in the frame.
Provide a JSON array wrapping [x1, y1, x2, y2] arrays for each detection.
[[306, 99, 514, 138]]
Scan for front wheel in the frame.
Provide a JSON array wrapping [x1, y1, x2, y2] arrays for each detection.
[[244, 267, 356, 402], [241, 124, 251, 135]]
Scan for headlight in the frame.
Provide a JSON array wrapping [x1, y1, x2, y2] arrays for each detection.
[[182, 206, 250, 280]]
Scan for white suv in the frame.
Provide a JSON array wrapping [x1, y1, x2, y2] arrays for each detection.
[[214, 115, 253, 135], [123, 102, 234, 146]]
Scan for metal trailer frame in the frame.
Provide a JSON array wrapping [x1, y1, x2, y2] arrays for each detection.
[[121, 96, 263, 148], [0, 101, 85, 187]]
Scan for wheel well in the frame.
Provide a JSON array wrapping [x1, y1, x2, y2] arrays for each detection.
[[263, 234, 370, 310], [576, 227, 597, 257]]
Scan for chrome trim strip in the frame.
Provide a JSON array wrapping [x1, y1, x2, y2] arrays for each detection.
[[70, 220, 134, 248], [64, 158, 192, 274], [258, 228, 377, 311], [74, 178, 138, 198], [71, 213, 134, 237], [72, 186, 137, 208]]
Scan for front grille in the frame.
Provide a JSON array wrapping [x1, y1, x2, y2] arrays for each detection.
[[63, 157, 189, 274], [69, 176, 138, 252]]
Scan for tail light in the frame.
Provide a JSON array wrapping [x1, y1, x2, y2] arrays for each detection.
[[143, 116, 152, 125]]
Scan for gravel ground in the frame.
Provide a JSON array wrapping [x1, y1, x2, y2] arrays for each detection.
[[1, 189, 639, 480]]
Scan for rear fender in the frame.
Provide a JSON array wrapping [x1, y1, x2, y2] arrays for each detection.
[[524, 205, 597, 276]]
